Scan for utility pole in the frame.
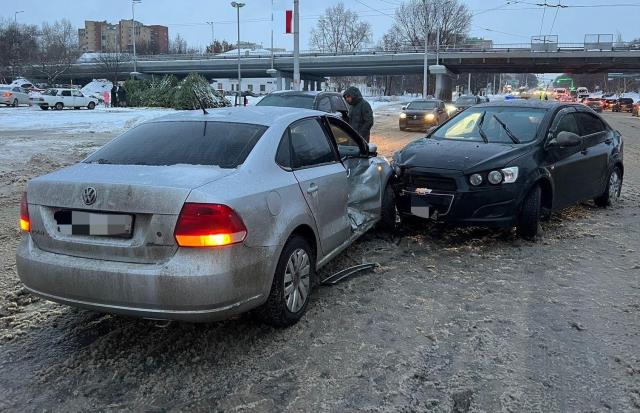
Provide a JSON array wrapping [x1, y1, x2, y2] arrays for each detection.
[[131, 0, 141, 75], [468, 73, 471, 94], [293, 0, 300, 91], [206, 21, 215, 52], [231, 2, 245, 103], [270, 0, 275, 70], [422, 0, 428, 98]]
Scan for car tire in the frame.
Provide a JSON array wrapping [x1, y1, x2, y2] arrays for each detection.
[[516, 185, 541, 239], [399, 126, 406, 131], [39, 105, 48, 110], [594, 166, 622, 207], [378, 184, 397, 231], [260, 235, 314, 327], [88, 102, 96, 110], [54, 102, 63, 110], [12, 99, 18, 107]]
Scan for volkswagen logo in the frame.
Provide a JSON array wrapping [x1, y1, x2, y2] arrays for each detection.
[[415, 187, 432, 195], [82, 187, 97, 205]]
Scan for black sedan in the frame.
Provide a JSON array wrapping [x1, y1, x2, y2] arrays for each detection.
[[391, 101, 624, 238], [454, 95, 484, 112], [612, 98, 634, 113], [399, 99, 449, 131]]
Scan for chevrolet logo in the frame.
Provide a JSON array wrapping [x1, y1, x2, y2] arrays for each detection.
[[415, 187, 432, 195]]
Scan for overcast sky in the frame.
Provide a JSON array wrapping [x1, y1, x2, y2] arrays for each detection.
[[7, 0, 640, 51]]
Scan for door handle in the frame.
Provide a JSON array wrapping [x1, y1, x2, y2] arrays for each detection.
[[581, 149, 589, 155], [307, 184, 319, 194]]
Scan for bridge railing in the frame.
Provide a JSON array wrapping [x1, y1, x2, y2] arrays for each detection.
[[118, 41, 640, 63]]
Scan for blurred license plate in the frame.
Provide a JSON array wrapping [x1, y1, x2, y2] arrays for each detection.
[[54, 210, 133, 238], [411, 196, 430, 218]]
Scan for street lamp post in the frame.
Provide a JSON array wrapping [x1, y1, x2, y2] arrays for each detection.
[[422, 0, 428, 98], [131, 0, 142, 75], [231, 1, 245, 104], [293, 0, 300, 91], [206, 21, 215, 53], [14, 10, 24, 24]]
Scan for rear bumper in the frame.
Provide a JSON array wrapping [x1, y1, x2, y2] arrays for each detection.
[[16, 236, 279, 322]]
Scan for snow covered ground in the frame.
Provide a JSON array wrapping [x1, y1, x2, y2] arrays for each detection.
[[0, 107, 175, 134]]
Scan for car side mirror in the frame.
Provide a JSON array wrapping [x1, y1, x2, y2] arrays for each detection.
[[549, 131, 581, 148], [367, 143, 378, 157]]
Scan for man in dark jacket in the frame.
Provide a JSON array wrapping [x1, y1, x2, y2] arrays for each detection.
[[343, 86, 374, 142], [110, 85, 118, 108]]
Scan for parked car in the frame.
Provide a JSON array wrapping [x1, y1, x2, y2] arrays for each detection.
[[391, 100, 624, 238], [256, 90, 350, 122], [16, 107, 395, 326], [30, 88, 98, 110], [584, 97, 603, 112], [454, 95, 484, 112], [612, 98, 634, 113], [399, 99, 449, 131], [0, 86, 30, 107], [602, 97, 618, 110]]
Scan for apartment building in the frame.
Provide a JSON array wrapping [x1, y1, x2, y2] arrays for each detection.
[[78, 20, 169, 54]]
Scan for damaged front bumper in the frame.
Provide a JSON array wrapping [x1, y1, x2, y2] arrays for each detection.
[[394, 169, 523, 227]]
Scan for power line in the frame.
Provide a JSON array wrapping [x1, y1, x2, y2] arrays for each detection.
[[353, 0, 396, 17], [548, 0, 560, 33], [538, 1, 547, 36]]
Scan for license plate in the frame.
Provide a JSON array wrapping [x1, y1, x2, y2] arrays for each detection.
[[54, 210, 133, 238], [411, 196, 430, 218]]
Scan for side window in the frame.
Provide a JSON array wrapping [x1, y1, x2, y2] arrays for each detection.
[[575, 112, 606, 136], [275, 130, 291, 169], [72, 90, 83, 97], [13, 87, 21, 92], [328, 120, 364, 158], [555, 113, 580, 135], [289, 118, 337, 168], [330, 95, 348, 112], [61, 90, 72, 97], [317, 97, 332, 113]]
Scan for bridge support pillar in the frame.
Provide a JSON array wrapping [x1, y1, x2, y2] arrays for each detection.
[[284, 77, 292, 90], [430, 65, 454, 102]]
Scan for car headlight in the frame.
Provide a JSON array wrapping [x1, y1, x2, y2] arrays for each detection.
[[469, 173, 483, 186], [399, 113, 407, 119], [487, 170, 503, 185], [501, 166, 518, 183], [425, 113, 435, 121]]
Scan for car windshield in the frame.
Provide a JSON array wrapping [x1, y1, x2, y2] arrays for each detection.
[[431, 106, 546, 144], [256, 94, 315, 109], [84, 121, 267, 168], [43, 89, 58, 96], [407, 101, 437, 110], [456, 96, 477, 104]]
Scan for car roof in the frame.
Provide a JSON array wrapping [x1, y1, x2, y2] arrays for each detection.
[[474, 100, 568, 110], [149, 105, 326, 127], [266, 90, 340, 97]]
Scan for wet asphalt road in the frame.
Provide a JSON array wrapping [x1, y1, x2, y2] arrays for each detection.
[[0, 111, 639, 412]]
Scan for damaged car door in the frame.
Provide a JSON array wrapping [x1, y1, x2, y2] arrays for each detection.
[[324, 116, 383, 229], [286, 117, 351, 255]]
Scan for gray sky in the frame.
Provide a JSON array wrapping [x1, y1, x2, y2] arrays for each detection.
[[7, 0, 640, 51]]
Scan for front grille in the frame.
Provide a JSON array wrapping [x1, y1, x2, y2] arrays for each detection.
[[406, 174, 457, 191]]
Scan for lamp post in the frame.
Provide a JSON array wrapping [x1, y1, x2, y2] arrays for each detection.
[[206, 21, 215, 53], [231, 2, 245, 103], [131, 0, 142, 75], [14, 10, 24, 24], [293, 0, 300, 91], [422, 0, 428, 98]]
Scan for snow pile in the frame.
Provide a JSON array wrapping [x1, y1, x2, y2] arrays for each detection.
[[81, 79, 113, 100], [621, 92, 640, 102], [0, 107, 175, 134]]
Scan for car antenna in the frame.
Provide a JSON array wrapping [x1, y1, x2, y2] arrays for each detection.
[[192, 87, 209, 115]]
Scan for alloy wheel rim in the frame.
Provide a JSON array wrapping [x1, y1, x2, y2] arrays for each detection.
[[284, 248, 310, 313], [609, 170, 621, 202]]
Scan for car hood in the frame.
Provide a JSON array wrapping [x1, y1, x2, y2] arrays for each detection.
[[394, 138, 530, 173]]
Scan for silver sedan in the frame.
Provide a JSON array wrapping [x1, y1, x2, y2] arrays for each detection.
[[17, 106, 395, 326], [0, 86, 30, 107]]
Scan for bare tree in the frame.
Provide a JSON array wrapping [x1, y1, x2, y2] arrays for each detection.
[[0, 19, 39, 79], [34, 19, 80, 85], [309, 2, 372, 53], [386, 0, 471, 49], [97, 52, 130, 83]]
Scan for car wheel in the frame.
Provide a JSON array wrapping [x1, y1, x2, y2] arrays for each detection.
[[516, 185, 541, 239], [378, 184, 397, 231], [12, 99, 18, 107], [88, 102, 96, 110], [54, 102, 64, 110], [594, 166, 622, 207], [260, 235, 314, 327], [39, 105, 49, 110], [399, 126, 406, 131]]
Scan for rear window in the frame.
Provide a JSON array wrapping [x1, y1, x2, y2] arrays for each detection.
[[619, 98, 633, 104], [256, 94, 315, 109], [0, 86, 9, 91], [84, 121, 267, 168]]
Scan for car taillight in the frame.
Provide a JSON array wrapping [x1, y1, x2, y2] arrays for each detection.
[[19, 192, 30, 232], [3, 92, 12, 97], [174, 203, 247, 247]]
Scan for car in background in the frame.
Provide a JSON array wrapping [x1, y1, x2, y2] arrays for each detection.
[[16, 106, 395, 326], [576, 87, 589, 100], [633, 101, 640, 117], [584, 97, 603, 112], [399, 99, 449, 131], [391, 101, 623, 239], [0, 86, 31, 107], [454, 95, 484, 112], [612, 98, 634, 113], [30, 88, 98, 110], [256, 91, 350, 122], [601, 97, 617, 110]]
